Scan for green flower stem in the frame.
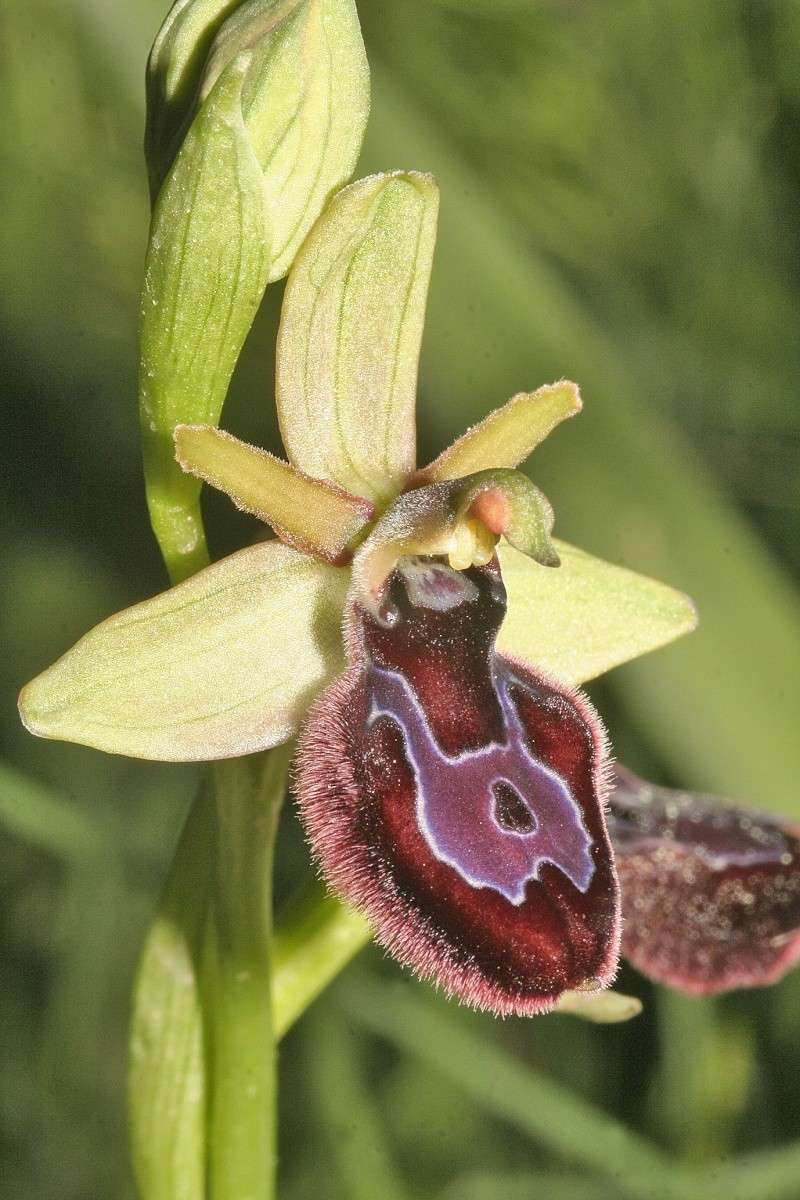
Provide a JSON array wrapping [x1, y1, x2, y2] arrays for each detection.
[[272, 879, 370, 1039], [208, 746, 292, 1200], [144, 477, 211, 586]]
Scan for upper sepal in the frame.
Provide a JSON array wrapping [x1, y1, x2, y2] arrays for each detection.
[[610, 767, 800, 994], [276, 171, 439, 504], [297, 554, 620, 1016]]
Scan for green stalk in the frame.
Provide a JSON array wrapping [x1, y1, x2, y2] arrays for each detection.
[[272, 879, 370, 1039], [208, 746, 292, 1200]]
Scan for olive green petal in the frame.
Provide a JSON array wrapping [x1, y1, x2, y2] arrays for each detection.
[[420, 381, 582, 483], [175, 424, 373, 564], [498, 540, 697, 687]]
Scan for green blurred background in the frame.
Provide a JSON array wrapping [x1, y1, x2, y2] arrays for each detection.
[[2, 2, 800, 1197]]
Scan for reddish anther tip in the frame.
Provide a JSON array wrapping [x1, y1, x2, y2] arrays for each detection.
[[469, 488, 511, 535], [296, 556, 620, 1016], [610, 767, 800, 994]]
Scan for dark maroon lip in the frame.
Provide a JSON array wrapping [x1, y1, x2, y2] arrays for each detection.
[[296, 556, 620, 1016]]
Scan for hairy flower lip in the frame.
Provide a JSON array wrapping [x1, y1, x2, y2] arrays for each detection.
[[297, 556, 621, 1016]]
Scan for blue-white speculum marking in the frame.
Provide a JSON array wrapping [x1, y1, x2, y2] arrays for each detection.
[[367, 660, 596, 905]]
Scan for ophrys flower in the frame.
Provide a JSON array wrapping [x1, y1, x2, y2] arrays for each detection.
[[21, 172, 797, 1014]]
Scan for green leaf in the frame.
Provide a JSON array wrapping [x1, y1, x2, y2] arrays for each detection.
[[140, 54, 271, 583], [497, 540, 697, 687], [175, 424, 374, 563], [420, 381, 582, 483], [342, 978, 685, 1200], [277, 171, 439, 503], [130, 788, 213, 1200], [19, 543, 347, 761], [145, 0, 244, 194], [203, 0, 370, 281]]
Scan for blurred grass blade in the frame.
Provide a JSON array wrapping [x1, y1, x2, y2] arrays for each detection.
[[420, 381, 582, 483], [277, 171, 439, 503], [441, 1172, 618, 1200], [140, 54, 270, 582], [306, 1007, 408, 1200], [19, 543, 347, 761], [129, 789, 213, 1200], [273, 880, 370, 1038], [651, 990, 751, 1161], [0, 761, 104, 863], [694, 1141, 800, 1200], [341, 977, 690, 1200], [175, 424, 374, 563], [498, 540, 697, 687]]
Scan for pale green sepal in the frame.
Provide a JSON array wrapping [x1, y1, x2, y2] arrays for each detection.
[[145, 0, 245, 195], [203, 0, 370, 281], [175, 424, 374, 564], [554, 989, 643, 1024], [420, 381, 582, 483], [277, 171, 439, 503], [497, 540, 698, 687], [129, 786, 213, 1200], [140, 55, 270, 584], [19, 543, 347, 761]]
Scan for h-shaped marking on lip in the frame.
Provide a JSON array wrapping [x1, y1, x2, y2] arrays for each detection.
[[367, 662, 596, 904]]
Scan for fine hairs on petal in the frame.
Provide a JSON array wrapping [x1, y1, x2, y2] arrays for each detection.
[[296, 556, 621, 1016]]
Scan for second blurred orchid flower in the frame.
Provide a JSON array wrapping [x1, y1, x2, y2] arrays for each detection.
[[21, 170, 796, 1014]]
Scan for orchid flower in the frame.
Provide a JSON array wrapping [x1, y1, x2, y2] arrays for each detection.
[[18, 171, 800, 1017]]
